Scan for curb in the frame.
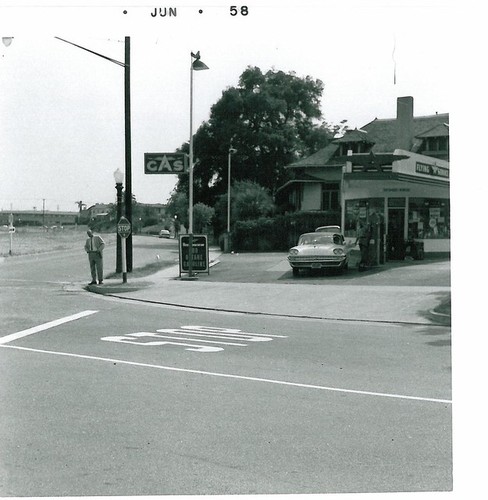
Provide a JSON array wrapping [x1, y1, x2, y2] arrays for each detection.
[[85, 280, 154, 295], [84, 258, 221, 295], [101, 292, 438, 325]]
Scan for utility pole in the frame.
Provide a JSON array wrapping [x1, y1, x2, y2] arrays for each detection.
[[124, 36, 133, 272], [55, 36, 133, 271]]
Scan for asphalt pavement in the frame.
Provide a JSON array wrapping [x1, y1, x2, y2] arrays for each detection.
[[85, 245, 451, 326]]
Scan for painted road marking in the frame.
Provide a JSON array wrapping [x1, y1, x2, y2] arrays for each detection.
[[101, 325, 287, 353], [178, 325, 287, 339], [0, 344, 451, 405], [0, 310, 99, 346], [99, 336, 224, 353]]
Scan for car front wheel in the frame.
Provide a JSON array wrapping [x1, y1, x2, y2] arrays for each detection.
[[292, 267, 300, 277]]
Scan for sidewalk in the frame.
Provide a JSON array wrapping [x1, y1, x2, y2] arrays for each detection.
[[86, 248, 451, 325]]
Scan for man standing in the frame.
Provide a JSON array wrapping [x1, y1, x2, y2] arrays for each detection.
[[354, 220, 371, 271], [85, 229, 105, 285]]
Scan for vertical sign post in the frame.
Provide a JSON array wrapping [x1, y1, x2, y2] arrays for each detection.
[[117, 217, 131, 283], [8, 213, 14, 256]]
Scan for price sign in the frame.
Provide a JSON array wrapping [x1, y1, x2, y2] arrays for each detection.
[[179, 235, 209, 274]]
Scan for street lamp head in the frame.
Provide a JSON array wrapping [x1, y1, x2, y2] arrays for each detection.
[[229, 147, 237, 155], [113, 168, 124, 185], [191, 51, 209, 71], [192, 59, 209, 71], [2, 37, 13, 48]]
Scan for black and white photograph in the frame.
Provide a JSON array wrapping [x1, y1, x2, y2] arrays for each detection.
[[0, 0, 485, 498]]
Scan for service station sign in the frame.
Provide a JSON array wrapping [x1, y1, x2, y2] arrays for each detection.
[[179, 235, 209, 275], [144, 153, 188, 174]]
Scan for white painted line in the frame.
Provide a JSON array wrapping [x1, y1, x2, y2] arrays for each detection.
[[0, 344, 452, 405], [180, 325, 288, 338], [160, 330, 271, 342], [102, 332, 245, 347], [0, 310, 99, 346], [99, 337, 223, 352]]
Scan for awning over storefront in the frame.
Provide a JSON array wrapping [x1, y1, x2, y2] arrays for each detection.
[[338, 151, 410, 168]]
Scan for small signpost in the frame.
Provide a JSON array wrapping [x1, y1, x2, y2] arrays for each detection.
[[117, 216, 131, 283], [8, 213, 14, 255], [179, 234, 209, 277]]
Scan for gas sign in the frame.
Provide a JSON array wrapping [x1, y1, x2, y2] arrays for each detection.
[[144, 153, 188, 174]]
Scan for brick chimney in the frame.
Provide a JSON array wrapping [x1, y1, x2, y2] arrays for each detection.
[[396, 96, 414, 151]]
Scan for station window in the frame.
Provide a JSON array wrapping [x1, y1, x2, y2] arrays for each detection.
[[344, 198, 384, 237], [408, 198, 450, 239]]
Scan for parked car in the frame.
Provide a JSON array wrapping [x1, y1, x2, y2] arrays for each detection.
[[288, 230, 349, 276], [158, 229, 171, 238]]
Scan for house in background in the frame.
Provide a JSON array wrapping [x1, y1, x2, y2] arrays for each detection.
[[81, 202, 168, 229], [81, 203, 111, 224], [0, 210, 78, 226], [276, 96, 450, 256]]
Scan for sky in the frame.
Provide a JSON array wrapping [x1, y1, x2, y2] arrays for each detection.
[[1, 2, 488, 495], [0, 0, 468, 213]]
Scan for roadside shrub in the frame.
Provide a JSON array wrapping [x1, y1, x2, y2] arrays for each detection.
[[232, 211, 340, 252]]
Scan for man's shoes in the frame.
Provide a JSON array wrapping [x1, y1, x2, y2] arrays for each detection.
[[89, 281, 97, 285], [98, 281, 103, 285]]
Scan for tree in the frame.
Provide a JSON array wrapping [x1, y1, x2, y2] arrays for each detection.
[[232, 180, 274, 221], [193, 203, 215, 234], [214, 180, 275, 233], [165, 190, 189, 231], [173, 66, 340, 208]]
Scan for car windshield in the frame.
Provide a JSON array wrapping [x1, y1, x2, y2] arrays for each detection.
[[298, 234, 340, 245], [315, 226, 341, 233]]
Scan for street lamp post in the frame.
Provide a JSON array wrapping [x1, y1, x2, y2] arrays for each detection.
[[187, 51, 209, 278], [114, 168, 124, 273], [174, 215, 178, 239], [227, 147, 237, 234]]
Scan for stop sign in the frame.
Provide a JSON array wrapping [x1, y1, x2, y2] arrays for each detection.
[[117, 216, 131, 238]]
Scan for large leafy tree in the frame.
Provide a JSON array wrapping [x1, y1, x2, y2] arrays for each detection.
[[214, 180, 275, 232], [175, 66, 340, 207]]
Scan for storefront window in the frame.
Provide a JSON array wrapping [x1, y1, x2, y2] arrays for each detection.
[[344, 198, 384, 237], [408, 198, 450, 239]]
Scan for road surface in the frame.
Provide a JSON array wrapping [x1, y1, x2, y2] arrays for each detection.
[[0, 238, 452, 496]]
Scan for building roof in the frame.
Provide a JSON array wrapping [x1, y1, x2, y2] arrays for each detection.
[[285, 112, 449, 169], [414, 122, 449, 138], [361, 113, 449, 153], [285, 143, 341, 168], [333, 128, 373, 143]]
